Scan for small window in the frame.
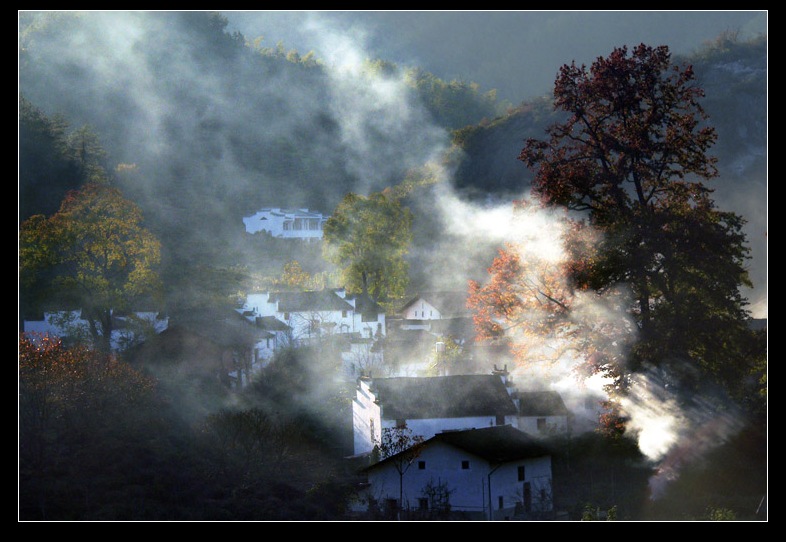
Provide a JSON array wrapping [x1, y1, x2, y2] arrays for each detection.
[[461, 460, 470, 470], [517, 466, 526, 482], [418, 498, 428, 511], [498, 496, 504, 510], [418, 461, 426, 470], [537, 418, 547, 430], [283, 312, 290, 320], [396, 419, 406, 429], [496, 415, 505, 426]]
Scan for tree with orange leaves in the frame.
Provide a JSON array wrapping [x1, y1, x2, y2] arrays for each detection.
[[470, 44, 758, 409], [19, 333, 156, 463]]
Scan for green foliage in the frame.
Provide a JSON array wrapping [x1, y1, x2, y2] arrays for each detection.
[[403, 66, 505, 129], [581, 503, 618, 521], [323, 191, 413, 304], [19, 96, 86, 221], [706, 506, 737, 521], [20, 182, 162, 351]]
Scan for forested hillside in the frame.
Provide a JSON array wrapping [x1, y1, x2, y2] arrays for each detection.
[[19, 11, 510, 311]]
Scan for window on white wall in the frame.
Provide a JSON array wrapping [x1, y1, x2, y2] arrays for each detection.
[[418, 461, 426, 470], [461, 460, 470, 470]]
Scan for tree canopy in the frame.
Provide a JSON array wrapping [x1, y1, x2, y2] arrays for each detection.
[[322, 191, 413, 304], [470, 44, 758, 407], [20, 181, 162, 352]]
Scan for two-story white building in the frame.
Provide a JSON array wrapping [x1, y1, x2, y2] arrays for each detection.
[[350, 425, 554, 520], [242, 208, 328, 240], [352, 370, 571, 456]]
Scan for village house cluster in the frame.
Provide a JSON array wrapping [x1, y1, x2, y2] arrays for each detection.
[[20, 209, 611, 520]]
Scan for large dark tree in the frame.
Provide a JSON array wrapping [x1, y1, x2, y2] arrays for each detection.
[[520, 44, 756, 396], [471, 44, 758, 407]]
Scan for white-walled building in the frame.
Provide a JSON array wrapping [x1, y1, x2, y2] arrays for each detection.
[[352, 371, 570, 456], [350, 425, 554, 520], [515, 391, 571, 436], [242, 208, 328, 240], [353, 374, 517, 456], [238, 288, 385, 346], [22, 309, 169, 352], [399, 291, 471, 321]]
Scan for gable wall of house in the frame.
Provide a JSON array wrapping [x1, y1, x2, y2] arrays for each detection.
[[356, 442, 552, 518], [402, 299, 441, 321], [490, 455, 553, 519], [353, 378, 383, 455]]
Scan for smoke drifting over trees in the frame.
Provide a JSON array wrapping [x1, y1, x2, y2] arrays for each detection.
[[19, 11, 766, 520]]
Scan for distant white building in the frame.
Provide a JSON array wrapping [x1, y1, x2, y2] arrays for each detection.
[[238, 288, 385, 345], [242, 208, 328, 239], [22, 309, 169, 352]]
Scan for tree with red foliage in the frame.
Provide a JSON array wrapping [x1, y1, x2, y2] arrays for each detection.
[[470, 44, 758, 413]]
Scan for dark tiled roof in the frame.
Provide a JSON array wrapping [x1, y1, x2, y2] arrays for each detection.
[[346, 292, 383, 321], [372, 375, 517, 420], [254, 315, 291, 331], [272, 290, 354, 312], [174, 309, 267, 347], [400, 291, 471, 318], [365, 425, 550, 471], [517, 391, 570, 417], [434, 425, 551, 462]]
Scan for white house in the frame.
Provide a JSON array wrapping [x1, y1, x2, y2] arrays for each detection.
[[399, 291, 471, 322], [395, 291, 475, 340], [22, 309, 169, 352], [350, 425, 554, 520], [352, 370, 571, 456], [352, 373, 519, 456], [238, 288, 385, 346], [242, 208, 328, 240], [515, 391, 571, 436]]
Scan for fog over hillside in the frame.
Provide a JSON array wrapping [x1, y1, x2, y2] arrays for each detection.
[[223, 10, 767, 103]]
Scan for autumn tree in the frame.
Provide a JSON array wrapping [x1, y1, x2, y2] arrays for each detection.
[[19, 333, 158, 518], [322, 191, 412, 305], [471, 44, 756, 404], [20, 181, 162, 352]]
